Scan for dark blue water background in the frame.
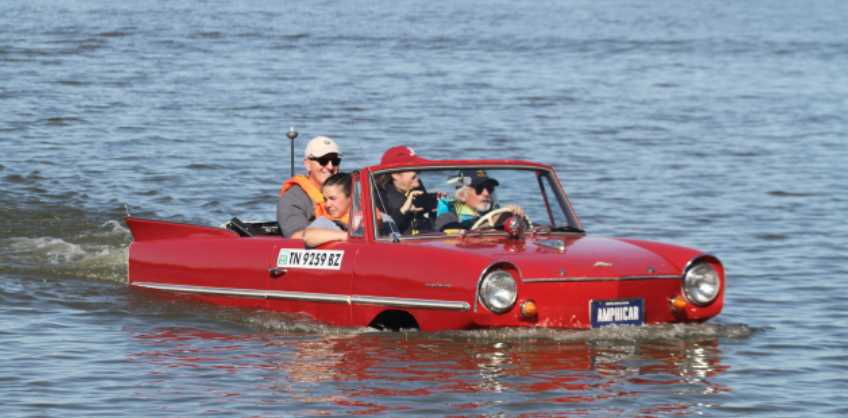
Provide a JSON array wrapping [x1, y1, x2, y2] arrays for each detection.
[[2, 0, 847, 416]]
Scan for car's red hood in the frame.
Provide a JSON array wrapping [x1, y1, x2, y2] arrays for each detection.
[[403, 235, 703, 280]]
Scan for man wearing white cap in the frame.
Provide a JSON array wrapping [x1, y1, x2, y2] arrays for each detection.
[[276, 136, 343, 239]]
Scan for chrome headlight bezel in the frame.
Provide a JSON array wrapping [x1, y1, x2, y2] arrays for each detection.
[[682, 262, 721, 306], [479, 269, 518, 314]]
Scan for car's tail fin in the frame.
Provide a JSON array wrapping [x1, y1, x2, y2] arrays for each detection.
[[125, 218, 238, 242]]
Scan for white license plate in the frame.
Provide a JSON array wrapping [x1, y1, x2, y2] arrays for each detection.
[[277, 249, 344, 270]]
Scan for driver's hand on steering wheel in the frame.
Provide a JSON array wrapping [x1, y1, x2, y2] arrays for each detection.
[[503, 204, 525, 218]]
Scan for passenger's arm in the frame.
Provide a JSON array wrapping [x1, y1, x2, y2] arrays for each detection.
[[384, 190, 420, 233], [277, 192, 312, 239], [303, 227, 347, 247]]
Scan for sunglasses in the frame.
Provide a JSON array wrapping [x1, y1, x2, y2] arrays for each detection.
[[309, 156, 341, 166], [474, 184, 495, 194]]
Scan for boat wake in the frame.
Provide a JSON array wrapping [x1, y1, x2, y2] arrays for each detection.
[[1, 220, 131, 283]]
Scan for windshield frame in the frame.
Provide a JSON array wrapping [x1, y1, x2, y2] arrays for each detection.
[[365, 163, 583, 242]]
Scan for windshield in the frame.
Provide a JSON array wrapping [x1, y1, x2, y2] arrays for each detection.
[[370, 166, 582, 239]]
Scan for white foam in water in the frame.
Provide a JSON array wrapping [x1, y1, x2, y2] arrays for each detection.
[[3, 220, 131, 282], [8, 236, 127, 268], [214, 304, 754, 341], [432, 322, 756, 342], [9, 237, 89, 264], [101, 220, 131, 235]]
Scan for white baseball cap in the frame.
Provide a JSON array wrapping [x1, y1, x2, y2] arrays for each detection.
[[304, 136, 342, 158]]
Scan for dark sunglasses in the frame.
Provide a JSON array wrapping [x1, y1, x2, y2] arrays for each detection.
[[474, 184, 495, 194], [310, 156, 341, 166]]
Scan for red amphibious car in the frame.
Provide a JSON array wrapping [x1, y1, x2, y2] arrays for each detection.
[[127, 160, 724, 331]]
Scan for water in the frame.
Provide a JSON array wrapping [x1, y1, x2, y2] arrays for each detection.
[[2, 0, 847, 416]]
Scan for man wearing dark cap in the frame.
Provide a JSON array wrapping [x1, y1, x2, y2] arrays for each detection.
[[434, 169, 524, 231]]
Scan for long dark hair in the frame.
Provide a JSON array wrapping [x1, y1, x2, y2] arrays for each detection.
[[322, 172, 352, 197], [375, 173, 392, 189]]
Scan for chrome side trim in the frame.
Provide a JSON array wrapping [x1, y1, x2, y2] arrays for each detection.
[[352, 296, 470, 311], [523, 275, 681, 283], [130, 282, 469, 311], [131, 282, 267, 298], [267, 291, 350, 304]]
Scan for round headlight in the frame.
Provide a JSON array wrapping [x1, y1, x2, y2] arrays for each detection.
[[683, 263, 720, 306], [479, 270, 517, 314]]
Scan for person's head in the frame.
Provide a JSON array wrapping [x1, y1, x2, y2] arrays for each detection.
[[377, 146, 430, 191], [304, 136, 342, 186], [391, 171, 420, 193], [321, 172, 352, 219], [451, 169, 499, 214]]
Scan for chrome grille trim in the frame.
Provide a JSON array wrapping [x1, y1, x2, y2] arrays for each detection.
[[523, 275, 681, 283]]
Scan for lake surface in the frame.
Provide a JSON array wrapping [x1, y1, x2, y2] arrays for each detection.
[[2, 0, 847, 416]]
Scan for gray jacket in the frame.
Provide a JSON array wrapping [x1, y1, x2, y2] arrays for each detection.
[[276, 186, 315, 238]]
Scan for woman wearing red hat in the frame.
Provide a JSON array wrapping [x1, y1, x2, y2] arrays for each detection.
[[376, 146, 446, 236]]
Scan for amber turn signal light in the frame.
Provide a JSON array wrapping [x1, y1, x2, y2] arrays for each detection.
[[670, 295, 688, 312], [520, 300, 538, 318]]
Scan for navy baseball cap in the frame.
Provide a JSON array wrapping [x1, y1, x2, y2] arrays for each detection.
[[447, 169, 500, 188]]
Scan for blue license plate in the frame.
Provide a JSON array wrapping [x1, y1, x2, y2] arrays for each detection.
[[590, 298, 645, 328]]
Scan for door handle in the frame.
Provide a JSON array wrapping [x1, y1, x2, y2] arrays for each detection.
[[268, 268, 288, 277]]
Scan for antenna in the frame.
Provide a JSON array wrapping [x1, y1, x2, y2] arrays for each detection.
[[349, 120, 401, 242], [286, 126, 298, 178]]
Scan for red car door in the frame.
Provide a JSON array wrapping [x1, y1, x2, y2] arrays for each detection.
[[266, 239, 360, 326]]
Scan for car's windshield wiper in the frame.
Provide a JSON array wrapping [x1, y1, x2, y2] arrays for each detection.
[[528, 224, 584, 236], [553, 225, 584, 233]]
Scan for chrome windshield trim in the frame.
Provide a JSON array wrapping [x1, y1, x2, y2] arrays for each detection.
[[267, 291, 350, 304], [523, 275, 681, 283], [352, 296, 470, 311], [369, 164, 580, 243], [131, 282, 267, 298], [369, 164, 549, 176]]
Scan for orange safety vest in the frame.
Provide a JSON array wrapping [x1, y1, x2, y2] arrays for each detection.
[[279, 175, 349, 224]]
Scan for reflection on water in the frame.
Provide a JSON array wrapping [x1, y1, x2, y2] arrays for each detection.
[[128, 326, 737, 416]]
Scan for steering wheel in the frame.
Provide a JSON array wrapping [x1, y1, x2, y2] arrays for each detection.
[[470, 207, 533, 231]]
